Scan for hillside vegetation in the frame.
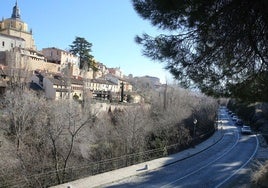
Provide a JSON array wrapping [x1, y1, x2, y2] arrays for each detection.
[[0, 86, 217, 187]]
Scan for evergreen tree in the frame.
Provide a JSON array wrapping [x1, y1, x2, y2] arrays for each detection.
[[69, 36, 95, 70], [132, 0, 268, 102]]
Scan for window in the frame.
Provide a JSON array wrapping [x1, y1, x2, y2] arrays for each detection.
[[11, 43, 13, 47], [2, 41, 4, 47]]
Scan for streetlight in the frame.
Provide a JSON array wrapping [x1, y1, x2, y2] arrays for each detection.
[[191, 118, 198, 148], [193, 118, 198, 139]]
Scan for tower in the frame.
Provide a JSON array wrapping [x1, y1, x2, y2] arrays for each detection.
[[11, 0, 21, 19], [0, 1, 36, 50]]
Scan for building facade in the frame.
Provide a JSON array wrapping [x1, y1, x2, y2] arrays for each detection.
[[42, 47, 80, 76], [0, 33, 25, 51], [0, 2, 138, 103], [0, 1, 36, 50]]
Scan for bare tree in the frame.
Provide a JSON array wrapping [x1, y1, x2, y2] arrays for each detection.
[[87, 105, 153, 168], [0, 89, 52, 187], [44, 99, 94, 184], [116, 106, 150, 154], [148, 85, 218, 154], [0, 89, 96, 186], [2, 89, 47, 149]]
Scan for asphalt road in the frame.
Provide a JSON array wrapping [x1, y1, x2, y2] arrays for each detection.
[[105, 107, 258, 188]]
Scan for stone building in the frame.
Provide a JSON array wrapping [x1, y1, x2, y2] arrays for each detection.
[[0, 1, 36, 50], [42, 47, 81, 77]]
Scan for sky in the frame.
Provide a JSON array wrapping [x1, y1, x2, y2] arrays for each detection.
[[0, 0, 174, 83]]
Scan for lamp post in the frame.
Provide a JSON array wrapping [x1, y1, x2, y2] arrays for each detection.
[[193, 118, 198, 139], [192, 118, 198, 147]]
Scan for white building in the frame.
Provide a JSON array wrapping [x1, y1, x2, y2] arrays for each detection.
[[0, 33, 25, 51]]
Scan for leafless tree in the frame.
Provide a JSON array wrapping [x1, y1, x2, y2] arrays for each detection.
[[116, 106, 150, 154], [2, 89, 47, 149], [148, 85, 218, 153], [0, 89, 51, 186], [88, 105, 151, 167], [0, 89, 96, 186], [43, 99, 94, 184]]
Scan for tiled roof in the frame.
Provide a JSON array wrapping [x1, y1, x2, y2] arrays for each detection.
[[48, 75, 83, 86], [91, 78, 117, 85], [49, 76, 68, 86], [70, 77, 83, 85]]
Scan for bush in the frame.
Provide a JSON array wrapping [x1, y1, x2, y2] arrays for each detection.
[[251, 160, 268, 187]]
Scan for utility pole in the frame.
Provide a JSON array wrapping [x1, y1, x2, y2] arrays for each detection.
[[120, 82, 124, 102], [164, 81, 167, 109]]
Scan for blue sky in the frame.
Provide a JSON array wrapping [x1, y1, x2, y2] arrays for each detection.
[[1, 0, 173, 83]]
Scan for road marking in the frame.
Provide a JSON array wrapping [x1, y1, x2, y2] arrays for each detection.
[[160, 126, 240, 188], [215, 134, 259, 188]]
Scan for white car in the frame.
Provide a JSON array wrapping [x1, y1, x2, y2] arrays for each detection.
[[232, 115, 238, 121], [241, 126, 252, 135]]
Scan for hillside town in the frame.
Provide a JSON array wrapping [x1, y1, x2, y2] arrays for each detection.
[[0, 2, 162, 103]]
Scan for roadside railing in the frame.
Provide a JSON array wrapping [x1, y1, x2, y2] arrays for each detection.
[[1, 128, 217, 187]]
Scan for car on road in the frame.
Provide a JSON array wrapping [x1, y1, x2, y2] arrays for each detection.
[[241, 125, 252, 135], [236, 119, 243, 126], [232, 115, 238, 122]]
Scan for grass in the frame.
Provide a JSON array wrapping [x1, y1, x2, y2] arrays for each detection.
[[251, 160, 268, 187]]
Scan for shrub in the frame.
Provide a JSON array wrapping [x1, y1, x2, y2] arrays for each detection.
[[251, 160, 268, 187]]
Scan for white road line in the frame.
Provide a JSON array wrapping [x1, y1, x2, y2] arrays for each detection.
[[215, 134, 259, 188], [160, 127, 240, 188]]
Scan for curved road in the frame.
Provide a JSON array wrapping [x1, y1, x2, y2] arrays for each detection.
[[106, 107, 258, 188]]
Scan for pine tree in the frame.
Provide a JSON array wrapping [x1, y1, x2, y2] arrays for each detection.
[[69, 36, 94, 70], [132, 0, 268, 102]]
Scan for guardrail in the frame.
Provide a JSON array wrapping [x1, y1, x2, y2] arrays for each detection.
[[65, 129, 215, 186]]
